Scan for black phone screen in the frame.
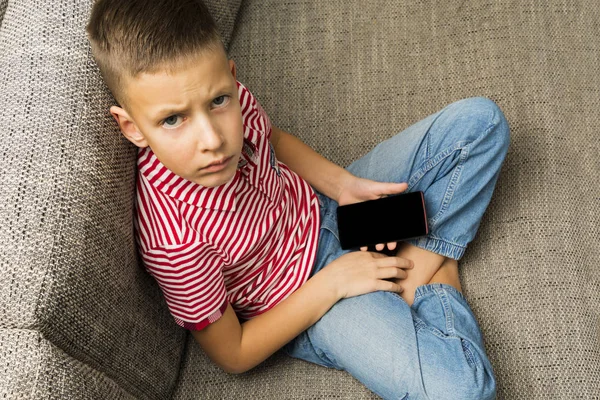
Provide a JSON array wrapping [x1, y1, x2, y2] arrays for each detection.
[[336, 191, 428, 250]]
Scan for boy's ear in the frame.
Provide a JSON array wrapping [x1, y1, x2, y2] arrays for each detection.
[[229, 59, 236, 80], [109, 106, 149, 148]]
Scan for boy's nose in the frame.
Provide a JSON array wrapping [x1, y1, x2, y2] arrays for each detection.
[[196, 120, 225, 150]]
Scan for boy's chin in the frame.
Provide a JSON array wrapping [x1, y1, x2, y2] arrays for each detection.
[[191, 168, 237, 188]]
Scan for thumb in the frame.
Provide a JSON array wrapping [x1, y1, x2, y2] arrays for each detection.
[[387, 182, 408, 193], [376, 181, 408, 198]]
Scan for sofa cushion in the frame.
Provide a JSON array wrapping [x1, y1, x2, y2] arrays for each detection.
[[0, 328, 139, 399], [0, 0, 7, 27], [207, 0, 243, 51], [0, 0, 242, 398], [172, 0, 600, 398]]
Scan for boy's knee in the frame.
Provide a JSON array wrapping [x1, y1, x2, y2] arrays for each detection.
[[450, 96, 510, 156], [458, 96, 502, 120], [472, 97, 509, 142]]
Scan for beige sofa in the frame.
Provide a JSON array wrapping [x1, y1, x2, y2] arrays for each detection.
[[1, 0, 598, 398]]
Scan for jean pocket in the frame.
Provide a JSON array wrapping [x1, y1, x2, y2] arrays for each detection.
[[419, 320, 481, 371], [460, 338, 479, 370]]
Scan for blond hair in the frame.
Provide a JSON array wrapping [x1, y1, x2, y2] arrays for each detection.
[[86, 0, 224, 109]]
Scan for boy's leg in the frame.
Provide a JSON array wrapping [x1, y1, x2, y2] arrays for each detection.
[[428, 257, 462, 292], [342, 96, 510, 268], [392, 241, 446, 306], [284, 97, 507, 399], [395, 242, 462, 306], [392, 242, 462, 306], [283, 283, 496, 400]]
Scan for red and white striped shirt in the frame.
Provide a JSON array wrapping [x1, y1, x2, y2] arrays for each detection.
[[134, 81, 321, 331]]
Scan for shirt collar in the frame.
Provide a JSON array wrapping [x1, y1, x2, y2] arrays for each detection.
[[138, 136, 257, 211]]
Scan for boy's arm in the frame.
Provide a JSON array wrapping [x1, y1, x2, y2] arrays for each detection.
[[191, 268, 340, 374], [270, 125, 353, 202]]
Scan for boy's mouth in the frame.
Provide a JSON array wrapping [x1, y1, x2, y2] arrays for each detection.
[[201, 156, 233, 172]]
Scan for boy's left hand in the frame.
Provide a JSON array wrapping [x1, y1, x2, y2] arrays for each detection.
[[337, 174, 409, 253]]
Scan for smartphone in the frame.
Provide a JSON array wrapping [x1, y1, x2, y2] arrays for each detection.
[[336, 191, 428, 251]]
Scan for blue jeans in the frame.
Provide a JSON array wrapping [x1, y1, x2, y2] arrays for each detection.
[[282, 97, 509, 400]]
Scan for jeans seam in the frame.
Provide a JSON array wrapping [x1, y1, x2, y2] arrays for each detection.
[[317, 347, 338, 369], [410, 105, 500, 229], [413, 284, 468, 337], [407, 141, 467, 192], [406, 142, 467, 232], [429, 146, 468, 228], [294, 332, 340, 370], [414, 315, 454, 340], [431, 108, 499, 226], [426, 234, 465, 250], [323, 212, 340, 243], [408, 235, 466, 261], [423, 283, 471, 310], [435, 285, 456, 336], [461, 339, 479, 369]]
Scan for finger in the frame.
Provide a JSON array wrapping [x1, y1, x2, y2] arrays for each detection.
[[389, 257, 414, 269], [379, 280, 404, 293], [360, 246, 368, 251], [378, 266, 408, 280], [387, 242, 397, 251], [378, 256, 412, 269], [376, 243, 385, 251]]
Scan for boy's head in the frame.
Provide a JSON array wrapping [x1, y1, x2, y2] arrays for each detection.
[[86, 0, 243, 188]]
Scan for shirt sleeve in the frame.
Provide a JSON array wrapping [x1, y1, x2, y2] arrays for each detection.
[[141, 242, 228, 331], [237, 80, 273, 141]]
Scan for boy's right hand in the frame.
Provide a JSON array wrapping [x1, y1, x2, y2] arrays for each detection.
[[319, 251, 414, 300]]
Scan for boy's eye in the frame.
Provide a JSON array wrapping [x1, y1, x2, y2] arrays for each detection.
[[213, 95, 230, 107], [162, 115, 183, 129], [160, 96, 230, 128]]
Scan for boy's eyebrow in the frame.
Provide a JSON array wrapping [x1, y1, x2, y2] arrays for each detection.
[[150, 84, 233, 119]]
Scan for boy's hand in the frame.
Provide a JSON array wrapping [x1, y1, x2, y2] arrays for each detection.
[[337, 174, 409, 252], [318, 251, 414, 300]]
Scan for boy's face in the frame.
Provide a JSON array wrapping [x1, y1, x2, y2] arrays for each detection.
[[110, 48, 243, 188]]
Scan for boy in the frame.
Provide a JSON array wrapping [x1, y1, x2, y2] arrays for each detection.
[[87, 1, 506, 398]]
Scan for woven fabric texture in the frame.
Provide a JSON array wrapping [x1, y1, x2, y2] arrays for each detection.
[[1, 0, 598, 399], [0, 0, 241, 399], [0, 0, 8, 27], [0, 329, 137, 400], [173, 347, 379, 400], [175, 1, 600, 399], [207, 0, 243, 51]]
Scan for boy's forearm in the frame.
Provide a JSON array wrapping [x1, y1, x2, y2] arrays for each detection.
[[274, 130, 352, 202], [236, 270, 339, 374]]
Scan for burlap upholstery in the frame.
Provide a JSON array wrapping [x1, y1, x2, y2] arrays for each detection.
[[0, 0, 8, 27], [0, 1, 240, 399], [1, 0, 598, 399]]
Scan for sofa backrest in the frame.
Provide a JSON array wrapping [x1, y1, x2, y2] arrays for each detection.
[[226, 1, 600, 398], [0, 0, 7, 26], [0, 0, 241, 398]]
